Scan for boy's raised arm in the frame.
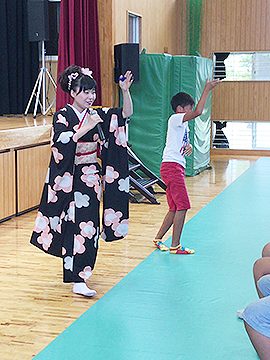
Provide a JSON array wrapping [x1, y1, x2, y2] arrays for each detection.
[[183, 79, 220, 122]]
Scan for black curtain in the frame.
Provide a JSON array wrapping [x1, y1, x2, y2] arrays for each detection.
[[0, 0, 39, 115]]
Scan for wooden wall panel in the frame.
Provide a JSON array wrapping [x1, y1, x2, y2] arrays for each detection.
[[17, 144, 51, 213], [113, 0, 184, 55], [97, 0, 114, 106], [212, 81, 270, 121], [201, 0, 270, 56], [0, 151, 16, 220], [98, 0, 185, 106]]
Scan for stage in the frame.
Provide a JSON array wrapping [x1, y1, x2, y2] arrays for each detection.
[[0, 115, 52, 221]]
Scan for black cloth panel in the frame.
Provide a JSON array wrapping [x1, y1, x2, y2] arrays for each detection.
[[0, 0, 39, 115]]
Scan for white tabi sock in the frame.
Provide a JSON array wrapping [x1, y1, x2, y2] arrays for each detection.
[[73, 283, 97, 297]]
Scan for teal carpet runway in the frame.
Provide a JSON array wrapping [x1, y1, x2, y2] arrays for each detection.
[[35, 158, 270, 359]]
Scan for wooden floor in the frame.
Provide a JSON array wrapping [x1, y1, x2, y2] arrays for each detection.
[[0, 155, 260, 359]]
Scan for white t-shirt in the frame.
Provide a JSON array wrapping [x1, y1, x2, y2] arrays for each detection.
[[162, 113, 189, 168]]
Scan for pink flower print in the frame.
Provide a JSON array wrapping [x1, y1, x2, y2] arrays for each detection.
[[34, 212, 49, 233], [56, 114, 68, 126], [64, 256, 73, 271], [50, 128, 55, 146], [114, 126, 127, 147], [97, 183, 102, 201], [74, 191, 90, 208], [57, 131, 74, 144], [118, 177, 129, 193], [45, 168, 50, 183], [62, 247, 67, 256], [112, 219, 129, 237], [79, 266, 92, 280], [104, 166, 119, 184], [73, 235, 86, 255], [37, 230, 53, 251], [109, 114, 118, 132], [67, 201, 75, 222], [93, 230, 99, 248], [53, 172, 73, 193], [81, 165, 100, 193], [56, 211, 65, 233], [48, 185, 58, 203], [79, 221, 96, 239], [93, 133, 99, 142], [104, 208, 122, 226], [49, 216, 60, 231], [51, 147, 64, 164]]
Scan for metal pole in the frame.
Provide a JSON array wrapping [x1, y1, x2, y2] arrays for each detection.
[[24, 40, 57, 118], [41, 40, 46, 115]]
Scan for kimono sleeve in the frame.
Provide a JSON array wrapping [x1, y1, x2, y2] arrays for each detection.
[[96, 107, 126, 139], [50, 108, 77, 176], [29, 107, 77, 258], [99, 107, 129, 242]]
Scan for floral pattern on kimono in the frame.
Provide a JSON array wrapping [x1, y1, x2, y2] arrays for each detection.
[[30, 105, 129, 282]]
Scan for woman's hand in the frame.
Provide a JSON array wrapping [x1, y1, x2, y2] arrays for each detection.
[[119, 71, 134, 118], [73, 111, 103, 142], [86, 111, 103, 130], [118, 71, 134, 91]]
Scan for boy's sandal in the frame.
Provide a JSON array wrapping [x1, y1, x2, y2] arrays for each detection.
[[170, 244, 195, 255], [153, 240, 169, 251]]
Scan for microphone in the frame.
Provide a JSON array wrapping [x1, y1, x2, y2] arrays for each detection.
[[87, 109, 105, 141]]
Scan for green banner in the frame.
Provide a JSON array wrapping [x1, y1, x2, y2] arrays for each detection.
[[187, 0, 203, 56]]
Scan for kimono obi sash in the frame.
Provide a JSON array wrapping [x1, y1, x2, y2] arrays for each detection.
[[75, 141, 98, 165]]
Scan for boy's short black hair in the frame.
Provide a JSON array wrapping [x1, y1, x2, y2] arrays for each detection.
[[170, 92, 195, 112]]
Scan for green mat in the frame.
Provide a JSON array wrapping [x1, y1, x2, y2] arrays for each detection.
[[128, 53, 213, 177], [34, 158, 270, 359]]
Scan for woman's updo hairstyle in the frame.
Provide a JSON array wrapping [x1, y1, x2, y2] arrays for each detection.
[[58, 65, 97, 94]]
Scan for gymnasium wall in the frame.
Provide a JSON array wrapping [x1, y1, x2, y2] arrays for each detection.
[[212, 81, 270, 121], [98, 0, 185, 106], [97, 0, 114, 106], [201, 0, 270, 55], [200, 0, 270, 124], [113, 0, 184, 55]]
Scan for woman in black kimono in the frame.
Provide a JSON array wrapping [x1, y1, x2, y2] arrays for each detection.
[[30, 65, 133, 297]]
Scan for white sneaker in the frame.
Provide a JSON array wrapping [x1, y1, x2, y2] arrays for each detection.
[[237, 309, 244, 320], [73, 283, 97, 297]]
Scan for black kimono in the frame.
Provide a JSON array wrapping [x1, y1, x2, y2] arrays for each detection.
[[30, 105, 129, 282]]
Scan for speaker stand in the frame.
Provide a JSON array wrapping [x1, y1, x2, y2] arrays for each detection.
[[24, 41, 57, 118]]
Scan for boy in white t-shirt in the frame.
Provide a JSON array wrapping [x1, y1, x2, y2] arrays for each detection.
[[154, 79, 220, 254]]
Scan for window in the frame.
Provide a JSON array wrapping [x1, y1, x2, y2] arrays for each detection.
[[214, 52, 270, 81], [212, 121, 270, 150], [128, 12, 141, 48]]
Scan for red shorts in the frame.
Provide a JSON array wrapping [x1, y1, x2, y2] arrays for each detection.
[[160, 162, 191, 211]]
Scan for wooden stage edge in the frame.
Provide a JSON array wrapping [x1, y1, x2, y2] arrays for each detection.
[[0, 115, 52, 151], [0, 114, 52, 221]]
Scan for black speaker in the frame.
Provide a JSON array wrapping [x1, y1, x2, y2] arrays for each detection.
[[27, 0, 49, 42], [114, 43, 139, 83]]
